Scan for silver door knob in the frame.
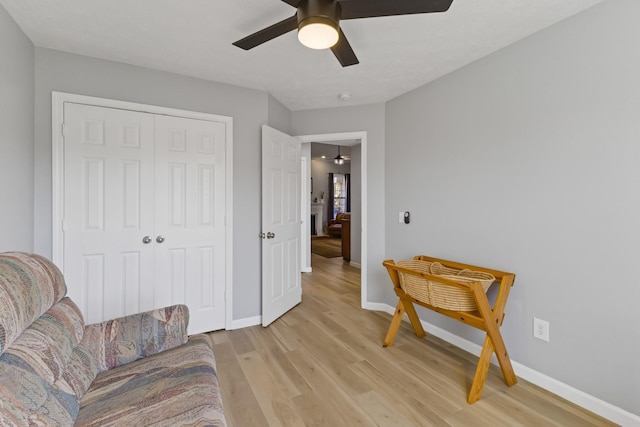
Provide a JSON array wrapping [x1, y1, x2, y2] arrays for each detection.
[[156, 235, 165, 243], [259, 233, 266, 239], [266, 232, 275, 239], [142, 236, 152, 244]]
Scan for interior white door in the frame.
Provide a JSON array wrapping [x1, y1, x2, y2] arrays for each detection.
[[154, 115, 227, 334], [63, 103, 156, 323], [262, 125, 302, 327], [63, 102, 226, 333]]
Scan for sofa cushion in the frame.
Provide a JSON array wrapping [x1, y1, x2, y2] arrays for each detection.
[[55, 331, 101, 399], [29, 385, 80, 426], [0, 357, 50, 426], [55, 305, 189, 401], [0, 298, 84, 426], [3, 298, 84, 385], [87, 304, 190, 373], [76, 334, 226, 427], [0, 253, 67, 355]]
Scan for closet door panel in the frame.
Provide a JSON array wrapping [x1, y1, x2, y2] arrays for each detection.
[[63, 103, 156, 323], [154, 115, 227, 333]]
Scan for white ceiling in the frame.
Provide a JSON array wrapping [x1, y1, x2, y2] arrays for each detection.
[[1, 0, 605, 111]]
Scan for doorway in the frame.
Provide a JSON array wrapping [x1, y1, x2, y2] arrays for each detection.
[[297, 132, 368, 309]]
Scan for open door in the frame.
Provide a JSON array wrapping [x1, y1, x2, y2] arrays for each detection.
[[261, 125, 302, 326]]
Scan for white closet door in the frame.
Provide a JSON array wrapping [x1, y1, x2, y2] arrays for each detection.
[[63, 103, 156, 323], [63, 103, 226, 333], [154, 115, 227, 334]]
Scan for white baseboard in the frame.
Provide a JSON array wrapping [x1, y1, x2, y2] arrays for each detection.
[[363, 302, 390, 312], [376, 303, 640, 426], [229, 315, 261, 330], [302, 267, 312, 273], [349, 261, 361, 269]]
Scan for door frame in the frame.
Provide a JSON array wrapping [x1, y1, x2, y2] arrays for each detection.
[[51, 91, 234, 328], [297, 131, 368, 309]]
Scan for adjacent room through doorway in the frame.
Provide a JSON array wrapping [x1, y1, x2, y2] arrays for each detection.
[[310, 142, 352, 261], [299, 132, 366, 308]]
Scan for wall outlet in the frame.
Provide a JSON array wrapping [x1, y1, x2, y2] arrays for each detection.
[[533, 317, 550, 342]]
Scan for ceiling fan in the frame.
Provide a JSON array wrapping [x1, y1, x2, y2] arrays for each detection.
[[233, 0, 454, 67]]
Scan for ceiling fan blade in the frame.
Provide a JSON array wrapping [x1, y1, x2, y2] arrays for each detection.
[[280, 0, 300, 6], [331, 29, 359, 67], [233, 15, 298, 50], [339, 0, 453, 20]]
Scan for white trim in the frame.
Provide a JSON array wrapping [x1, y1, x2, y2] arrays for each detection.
[[51, 91, 234, 330], [377, 303, 640, 426], [296, 131, 368, 309], [300, 155, 311, 272], [52, 95, 65, 269], [229, 315, 262, 330], [349, 261, 361, 269], [363, 302, 390, 313], [224, 115, 234, 331]]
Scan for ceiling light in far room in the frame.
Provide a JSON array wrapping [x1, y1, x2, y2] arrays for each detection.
[[339, 92, 351, 101], [334, 146, 344, 165]]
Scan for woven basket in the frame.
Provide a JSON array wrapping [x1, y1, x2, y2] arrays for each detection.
[[397, 260, 495, 311]]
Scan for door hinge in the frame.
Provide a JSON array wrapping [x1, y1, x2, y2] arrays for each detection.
[[61, 219, 68, 232]]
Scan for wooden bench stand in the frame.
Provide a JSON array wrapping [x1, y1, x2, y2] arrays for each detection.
[[382, 255, 517, 404]]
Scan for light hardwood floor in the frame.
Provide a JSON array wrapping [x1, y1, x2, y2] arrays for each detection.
[[210, 254, 614, 427]]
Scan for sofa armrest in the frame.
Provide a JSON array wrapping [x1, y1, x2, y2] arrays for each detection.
[[86, 304, 190, 371]]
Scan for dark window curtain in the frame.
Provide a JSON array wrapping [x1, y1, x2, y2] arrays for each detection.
[[327, 173, 335, 221], [345, 173, 351, 213]]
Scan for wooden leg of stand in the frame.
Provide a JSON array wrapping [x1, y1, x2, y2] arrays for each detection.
[[484, 321, 517, 387], [383, 301, 405, 347], [473, 288, 517, 388], [467, 331, 518, 404], [489, 338, 517, 387], [402, 297, 426, 339], [467, 335, 493, 404]]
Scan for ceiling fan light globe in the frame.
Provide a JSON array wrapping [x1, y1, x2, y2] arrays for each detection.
[[298, 21, 339, 50]]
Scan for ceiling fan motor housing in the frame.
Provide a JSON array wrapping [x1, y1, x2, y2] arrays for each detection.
[[297, 0, 341, 33]]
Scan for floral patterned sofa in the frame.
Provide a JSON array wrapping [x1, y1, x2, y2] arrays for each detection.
[[0, 252, 227, 426]]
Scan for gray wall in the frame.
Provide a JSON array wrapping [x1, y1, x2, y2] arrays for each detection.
[[0, 4, 34, 253], [33, 48, 268, 321], [292, 103, 387, 301], [310, 158, 332, 214], [385, 0, 639, 415], [267, 94, 292, 134]]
